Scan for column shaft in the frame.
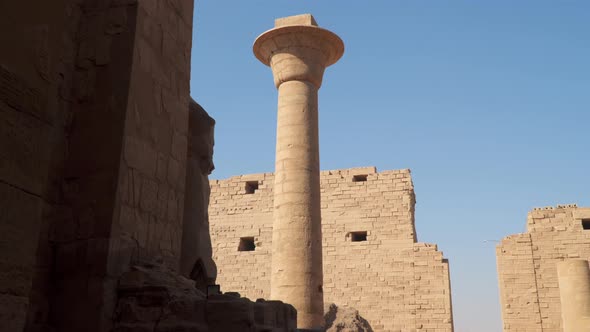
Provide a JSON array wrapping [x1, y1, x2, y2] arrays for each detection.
[[272, 80, 324, 328], [557, 259, 590, 332], [254, 14, 343, 330]]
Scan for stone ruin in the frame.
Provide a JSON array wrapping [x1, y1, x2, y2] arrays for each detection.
[[2, 1, 588, 331], [0, 1, 295, 331], [497, 205, 590, 332], [210, 14, 453, 332], [209, 168, 454, 331]]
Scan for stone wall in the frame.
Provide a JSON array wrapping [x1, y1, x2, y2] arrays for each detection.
[[497, 205, 590, 332], [0, 1, 83, 329], [210, 167, 454, 332], [1, 1, 300, 331], [115, 0, 195, 270], [0, 1, 207, 331]]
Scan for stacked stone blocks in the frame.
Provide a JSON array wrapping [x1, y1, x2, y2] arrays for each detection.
[[112, 264, 296, 332], [210, 167, 454, 331], [497, 205, 590, 332]]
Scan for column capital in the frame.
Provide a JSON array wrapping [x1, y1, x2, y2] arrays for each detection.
[[253, 14, 344, 89]]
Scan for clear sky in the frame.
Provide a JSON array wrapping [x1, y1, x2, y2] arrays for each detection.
[[190, 2, 589, 331]]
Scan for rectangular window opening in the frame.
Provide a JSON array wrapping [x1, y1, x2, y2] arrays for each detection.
[[238, 237, 256, 251], [351, 231, 368, 242], [352, 175, 368, 182], [245, 181, 259, 194], [582, 219, 590, 230]]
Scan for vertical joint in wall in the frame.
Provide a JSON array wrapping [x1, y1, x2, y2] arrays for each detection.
[[527, 233, 544, 332]]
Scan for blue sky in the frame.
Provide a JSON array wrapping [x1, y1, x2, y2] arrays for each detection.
[[190, 2, 590, 331]]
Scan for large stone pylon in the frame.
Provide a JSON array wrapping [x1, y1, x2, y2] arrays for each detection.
[[253, 14, 344, 330], [557, 259, 590, 332]]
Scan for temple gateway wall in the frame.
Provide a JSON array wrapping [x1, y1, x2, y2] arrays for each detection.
[[497, 205, 590, 332], [210, 166, 454, 332]]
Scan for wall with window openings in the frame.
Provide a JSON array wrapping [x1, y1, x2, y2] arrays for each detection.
[[209, 167, 454, 332], [497, 205, 590, 332]]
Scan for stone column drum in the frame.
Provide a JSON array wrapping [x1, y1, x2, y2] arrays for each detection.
[[253, 14, 344, 330], [557, 259, 590, 332]]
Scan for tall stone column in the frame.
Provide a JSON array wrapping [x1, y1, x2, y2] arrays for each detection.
[[557, 259, 590, 332], [253, 14, 344, 330]]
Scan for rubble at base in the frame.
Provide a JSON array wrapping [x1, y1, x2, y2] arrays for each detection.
[[113, 264, 297, 332], [324, 304, 373, 332]]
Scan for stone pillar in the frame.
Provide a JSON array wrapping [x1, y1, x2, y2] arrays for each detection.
[[253, 14, 344, 330], [557, 259, 590, 332]]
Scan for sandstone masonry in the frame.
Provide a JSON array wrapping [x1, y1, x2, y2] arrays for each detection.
[[1, 1, 296, 331], [210, 167, 454, 332], [557, 259, 590, 332], [497, 205, 590, 332], [253, 14, 344, 329]]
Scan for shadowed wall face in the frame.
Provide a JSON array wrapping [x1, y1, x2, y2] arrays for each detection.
[[1, 2, 302, 332], [0, 1, 88, 329], [1, 0, 196, 331]]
